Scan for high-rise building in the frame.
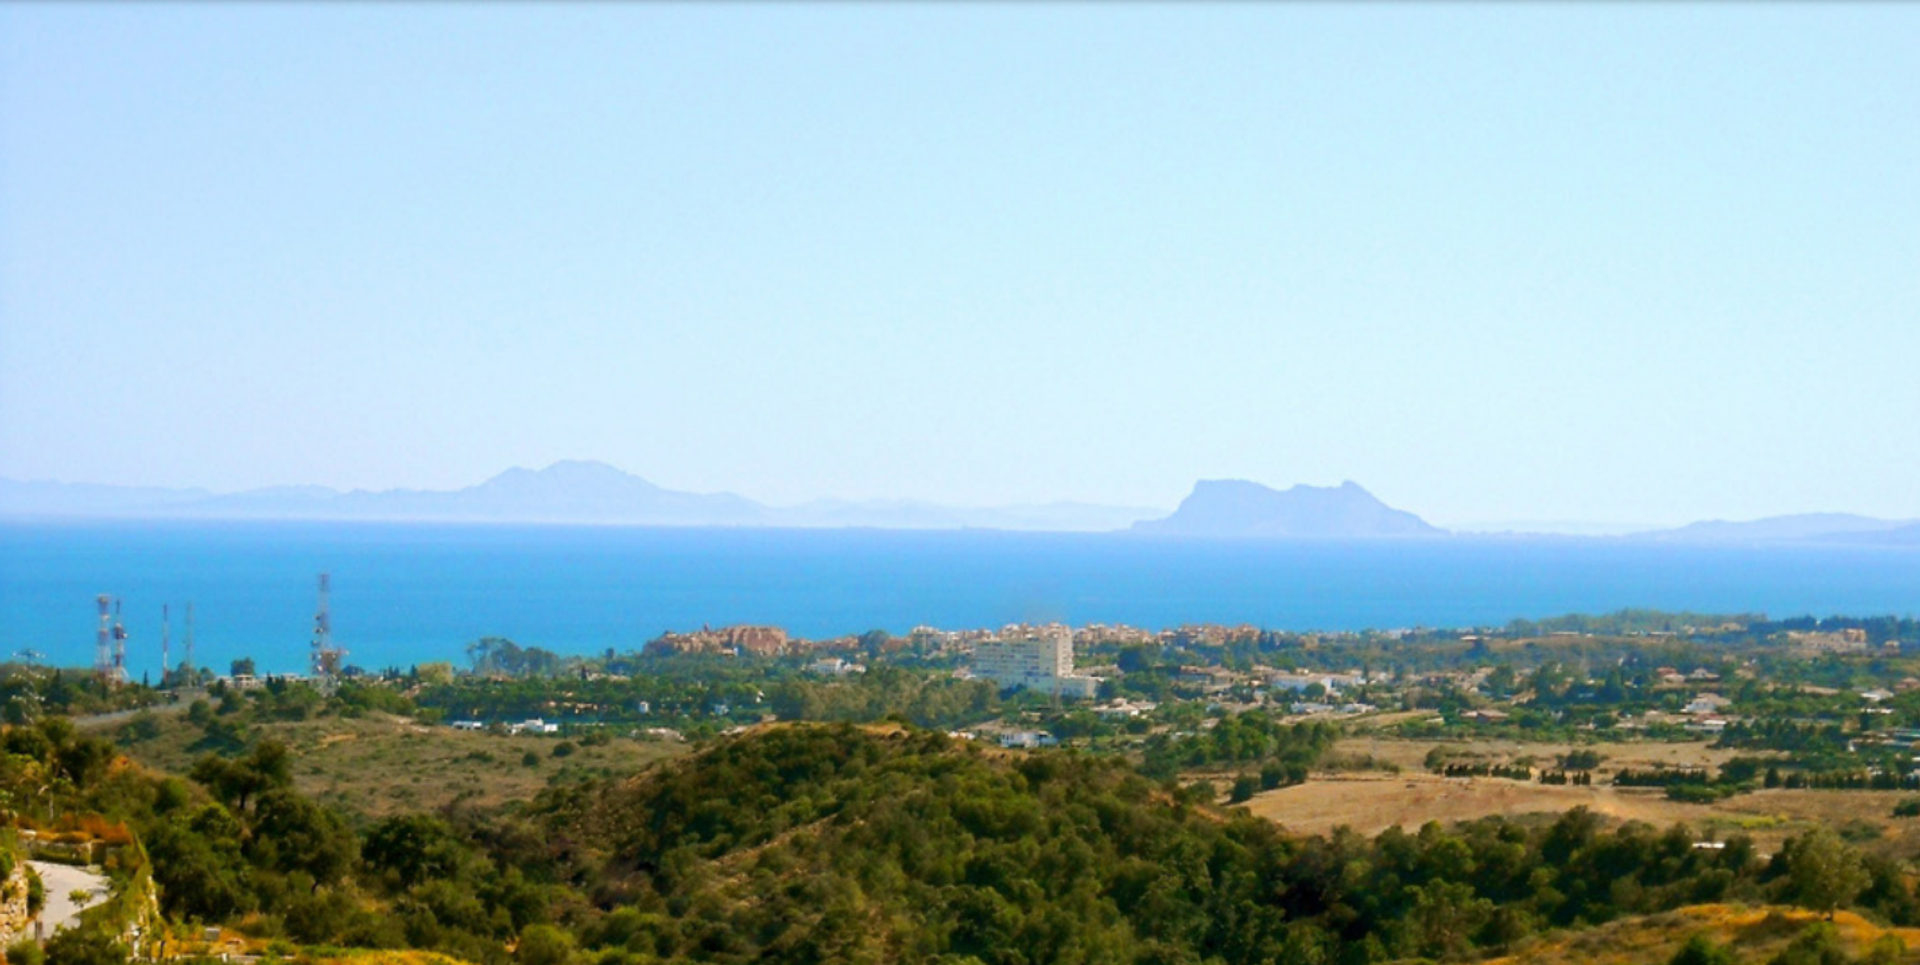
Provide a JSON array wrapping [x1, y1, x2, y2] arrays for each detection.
[[969, 624, 1100, 699]]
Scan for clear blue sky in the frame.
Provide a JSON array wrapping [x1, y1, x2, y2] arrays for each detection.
[[3, 4, 1916, 528]]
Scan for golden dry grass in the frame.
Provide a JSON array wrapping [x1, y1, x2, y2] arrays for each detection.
[[1338, 736, 1748, 772], [106, 711, 688, 820], [1247, 771, 1715, 837], [1253, 737, 1919, 853], [1483, 905, 1920, 965]]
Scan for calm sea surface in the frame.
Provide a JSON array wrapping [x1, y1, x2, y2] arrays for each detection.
[[2, 520, 1917, 677]]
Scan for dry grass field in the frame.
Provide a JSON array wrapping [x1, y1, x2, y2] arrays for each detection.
[[1248, 772, 1716, 838], [1251, 737, 1920, 853], [1337, 735, 1748, 772], [1484, 905, 1919, 965], [99, 711, 689, 820]]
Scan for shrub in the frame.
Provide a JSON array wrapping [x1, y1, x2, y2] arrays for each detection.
[[517, 925, 575, 965], [7, 938, 45, 965], [1768, 923, 1848, 965], [1228, 774, 1260, 804], [43, 928, 127, 965], [1667, 783, 1736, 804], [1669, 933, 1736, 965]]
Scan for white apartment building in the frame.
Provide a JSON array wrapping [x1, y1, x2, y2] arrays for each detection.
[[970, 625, 1100, 699]]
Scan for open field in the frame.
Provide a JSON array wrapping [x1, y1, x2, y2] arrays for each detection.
[[1251, 736, 1920, 853], [1335, 734, 1751, 772], [1486, 905, 1920, 965], [1249, 772, 1718, 837], [93, 711, 689, 820]]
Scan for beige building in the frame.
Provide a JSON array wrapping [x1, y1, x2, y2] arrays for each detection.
[[970, 625, 1100, 699]]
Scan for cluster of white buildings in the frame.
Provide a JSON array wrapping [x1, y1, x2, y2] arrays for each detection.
[[967, 624, 1102, 699], [449, 717, 561, 734]]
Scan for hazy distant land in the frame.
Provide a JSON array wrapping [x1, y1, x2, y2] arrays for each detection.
[[2, 460, 1917, 544]]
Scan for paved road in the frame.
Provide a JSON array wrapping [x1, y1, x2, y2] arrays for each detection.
[[28, 861, 109, 934], [70, 693, 202, 731]]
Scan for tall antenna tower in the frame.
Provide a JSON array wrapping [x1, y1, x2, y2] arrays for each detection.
[[312, 573, 346, 678], [161, 604, 171, 687], [111, 598, 129, 683], [95, 595, 113, 681]]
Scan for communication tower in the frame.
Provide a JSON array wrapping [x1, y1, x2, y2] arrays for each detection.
[[312, 573, 347, 678], [111, 598, 129, 682], [95, 595, 113, 681], [184, 602, 196, 681]]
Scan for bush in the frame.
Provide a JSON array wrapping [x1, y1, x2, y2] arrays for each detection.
[[1863, 935, 1907, 965], [1768, 923, 1848, 965], [517, 925, 575, 965], [1228, 774, 1260, 804], [1667, 783, 1737, 804], [7, 938, 45, 965], [552, 741, 576, 759], [521, 751, 541, 768], [1669, 933, 1736, 965], [43, 929, 127, 965], [1563, 749, 1607, 771], [1891, 798, 1920, 818]]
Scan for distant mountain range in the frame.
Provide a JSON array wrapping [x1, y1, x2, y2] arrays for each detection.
[[1628, 513, 1919, 544], [2, 464, 1915, 542], [0, 461, 1158, 533]]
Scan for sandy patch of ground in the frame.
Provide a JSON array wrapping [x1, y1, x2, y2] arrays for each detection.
[[1335, 736, 1749, 772], [1250, 765, 1920, 854], [1247, 771, 1708, 837]]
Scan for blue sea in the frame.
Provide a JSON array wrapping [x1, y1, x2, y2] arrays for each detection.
[[2, 520, 1918, 678]]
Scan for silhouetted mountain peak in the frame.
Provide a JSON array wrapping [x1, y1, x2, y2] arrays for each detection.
[[1133, 479, 1443, 538], [474, 461, 665, 498]]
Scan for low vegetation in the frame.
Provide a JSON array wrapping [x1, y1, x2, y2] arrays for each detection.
[[7, 609, 1920, 965]]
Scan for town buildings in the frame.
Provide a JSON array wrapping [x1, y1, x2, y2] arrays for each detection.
[[969, 624, 1102, 699]]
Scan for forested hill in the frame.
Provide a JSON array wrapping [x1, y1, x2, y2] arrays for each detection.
[[522, 723, 1914, 965]]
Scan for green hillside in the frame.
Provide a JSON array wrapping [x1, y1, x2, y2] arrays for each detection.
[[514, 723, 1917, 965]]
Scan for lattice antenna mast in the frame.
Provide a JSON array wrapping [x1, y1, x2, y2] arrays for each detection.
[[312, 573, 346, 678], [111, 598, 129, 683], [95, 595, 112, 681]]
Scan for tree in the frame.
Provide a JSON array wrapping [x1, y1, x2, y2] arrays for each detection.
[[516, 924, 575, 965], [249, 788, 358, 886], [145, 805, 251, 921], [1787, 829, 1869, 920], [43, 929, 127, 965], [1670, 933, 1736, 965], [1769, 923, 1850, 965], [6, 938, 44, 965], [416, 662, 456, 686], [189, 740, 293, 813], [1228, 774, 1260, 804], [1405, 880, 1494, 960], [230, 657, 256, 677], [362, 814, 471, 888]]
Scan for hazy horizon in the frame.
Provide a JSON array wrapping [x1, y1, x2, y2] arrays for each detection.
[[6, 458, 1916, 535], [4, 5, 1916, 528]]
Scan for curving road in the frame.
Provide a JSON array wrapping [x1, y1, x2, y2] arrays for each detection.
[[27, 861, 109, 934]]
